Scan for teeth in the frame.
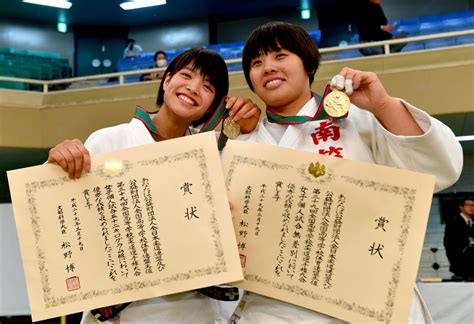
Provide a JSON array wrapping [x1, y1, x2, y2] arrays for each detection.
[[265, 79, 282, 87], [178, 94, 195, 105]]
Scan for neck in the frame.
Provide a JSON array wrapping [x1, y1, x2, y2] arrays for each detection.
[[267, 91, 312, 116], [152, 106, 189, 140]]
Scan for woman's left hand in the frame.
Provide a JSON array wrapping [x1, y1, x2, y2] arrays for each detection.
[[331, 67, 395, 116], [331, 67, 423, 136], [225, 96, 261, 134]]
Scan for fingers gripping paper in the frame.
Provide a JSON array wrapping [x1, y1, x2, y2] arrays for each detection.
[[221, 140, 435, 323], [7, 132, 242, 321]]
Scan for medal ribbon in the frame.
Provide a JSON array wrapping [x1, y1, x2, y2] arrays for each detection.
[[134, 96, 229, 150], [266, 84, 347, 124], [98, 98, 230, 319], [198, 96, 231, 151]]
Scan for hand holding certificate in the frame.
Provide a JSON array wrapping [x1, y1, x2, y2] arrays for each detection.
[[7, 132, 243, 321], [221, 140, 435, 323], [8, 132, 437, 323]]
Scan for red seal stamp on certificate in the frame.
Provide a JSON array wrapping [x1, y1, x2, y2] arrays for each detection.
[[66, 276, 80, 291], [239, 254, 247, 268]]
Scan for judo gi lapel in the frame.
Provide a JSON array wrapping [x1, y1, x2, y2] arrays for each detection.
[[277, 98, 318, 149], [248, 120, 276, 145]]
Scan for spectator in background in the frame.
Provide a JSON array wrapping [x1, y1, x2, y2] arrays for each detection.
[[444, 198, 474, 280], [357, 0, 407, 56], [123, 38, 143, 58], [140, 50, 168, 81]]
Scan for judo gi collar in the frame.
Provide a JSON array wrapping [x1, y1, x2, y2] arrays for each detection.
[[134, 105, 161, 136], [134, 97, 230, 150], [266, 85, 348, 125]]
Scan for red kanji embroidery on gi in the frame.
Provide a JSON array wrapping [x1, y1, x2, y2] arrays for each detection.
[[319, 146, 343, 158], [311, 121, 340, 145]]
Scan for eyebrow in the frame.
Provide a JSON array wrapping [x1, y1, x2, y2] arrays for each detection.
[[185, 66, 212, 83], [183, 66, 195, 72], [255, 47, 283, 57]]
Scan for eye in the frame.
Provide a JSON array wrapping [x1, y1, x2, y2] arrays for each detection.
[[251, 59, 262, 67], [276, 53, 287, 59], [180, 72, 191, 79], [203, 84, 215, 93]]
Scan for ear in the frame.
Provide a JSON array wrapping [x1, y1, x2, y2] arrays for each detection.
[[163, 73, 171, 91]]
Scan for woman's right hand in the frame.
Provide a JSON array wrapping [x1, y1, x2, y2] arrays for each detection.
[[47, 139, 91, 179], [382, 24, 395, 32], [225, 96, 261, 134]]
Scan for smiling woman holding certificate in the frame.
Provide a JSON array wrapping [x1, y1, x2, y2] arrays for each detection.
[[230, 22, 463, 323], [47, 48, 260, 323]]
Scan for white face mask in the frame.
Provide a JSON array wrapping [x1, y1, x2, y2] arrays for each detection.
[[156, 59, 167, 67]]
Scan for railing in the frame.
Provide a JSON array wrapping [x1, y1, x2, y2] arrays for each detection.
[[0, 29, 473, 93], [322, 28, 473, 55]]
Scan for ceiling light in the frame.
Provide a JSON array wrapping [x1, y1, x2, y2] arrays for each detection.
[[22, 0, 72, 9], [57, 22, 67, 33], [301, 9, 311, 20], [120, 0, 166, 10], [457, 135, 474, 142]]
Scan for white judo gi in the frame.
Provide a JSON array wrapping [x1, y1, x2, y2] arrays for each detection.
[[79, 117, 226, 324], [232, 97, 463, 323]]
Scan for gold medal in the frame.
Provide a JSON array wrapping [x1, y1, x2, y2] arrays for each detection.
[[223, 117, 241, 139], [323, 89, 350, 118]]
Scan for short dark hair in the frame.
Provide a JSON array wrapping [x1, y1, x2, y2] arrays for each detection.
[[156, 48, 229, 127], [154, 50, 167, 61], [242, 22, 320, 91], [126, 38, 135, 44], [460, 198, 474, 206]]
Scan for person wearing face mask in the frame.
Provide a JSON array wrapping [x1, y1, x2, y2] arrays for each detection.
[[140, 50, 168, 81]]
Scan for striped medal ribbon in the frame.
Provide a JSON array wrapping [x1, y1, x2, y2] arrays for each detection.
[[134, 96, 229, 150], [198, 96, 230, 150], [92, 98, 233, 319], [266, 85, 348, 125]]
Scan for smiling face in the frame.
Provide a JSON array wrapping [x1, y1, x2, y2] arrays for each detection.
[[242, 22, 320, 116], [249, 48, 311, 115], [162, 66, 216, 124], [156, 48, 229, 127]]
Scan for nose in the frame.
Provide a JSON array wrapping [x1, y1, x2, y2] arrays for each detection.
[[185, 80, 200, 94], [262, 58, 277, 74]]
